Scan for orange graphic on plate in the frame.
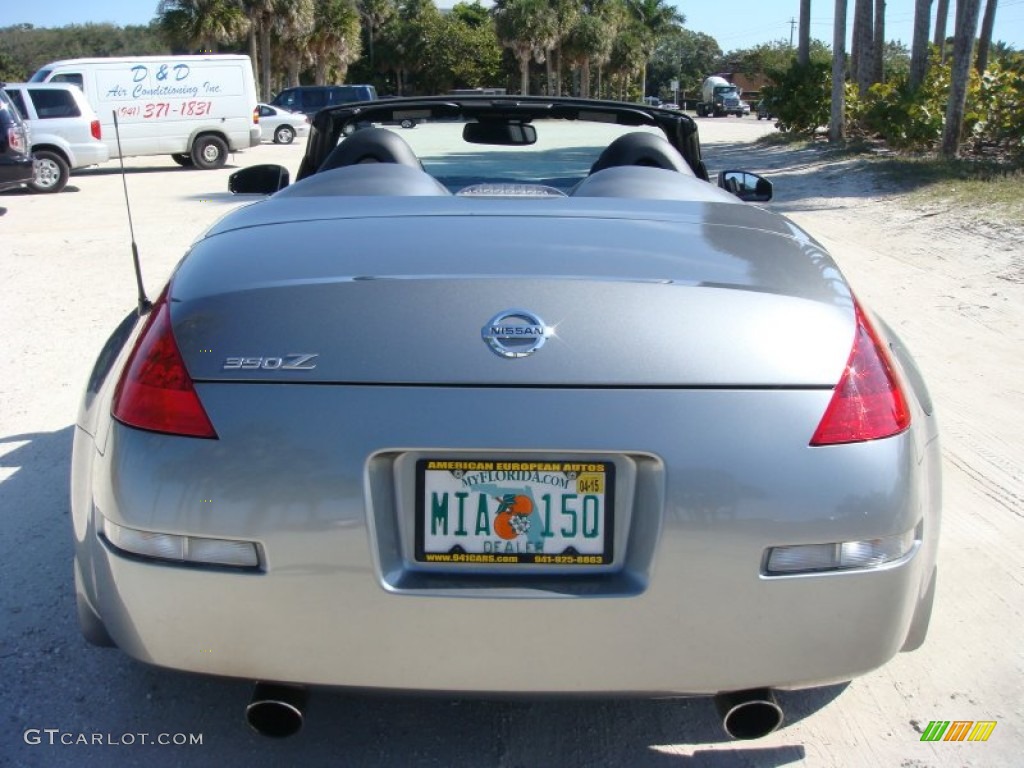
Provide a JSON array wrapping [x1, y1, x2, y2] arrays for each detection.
[[494, 494, 533, 540]]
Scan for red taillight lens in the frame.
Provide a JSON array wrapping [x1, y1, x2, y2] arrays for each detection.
[[253, 107, 259, 124], [112, 292, 217, 439], [810, 303, 910, 446], [90, 119, 101, 140]]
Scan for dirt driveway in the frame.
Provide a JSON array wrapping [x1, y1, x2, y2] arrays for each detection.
[[0, 117, 1021, 767]]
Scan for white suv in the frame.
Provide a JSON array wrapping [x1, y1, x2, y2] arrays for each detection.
[[3, 82, 109, 193]]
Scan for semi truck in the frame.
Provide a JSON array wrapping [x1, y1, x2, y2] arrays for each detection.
[[696, 76, 744, 117]]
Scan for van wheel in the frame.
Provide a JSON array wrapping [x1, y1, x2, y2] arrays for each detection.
[[191, 135, 228, 170], [171, 153, 194, 167], [28, 150, 70, 194], [400, 119, 415, 129], [273, 125, 295, 144]]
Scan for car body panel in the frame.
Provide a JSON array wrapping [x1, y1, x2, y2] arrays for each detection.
[[71, 97, 941, 712]]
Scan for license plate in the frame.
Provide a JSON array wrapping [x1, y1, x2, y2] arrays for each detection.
[[415, 459, 615, 566]]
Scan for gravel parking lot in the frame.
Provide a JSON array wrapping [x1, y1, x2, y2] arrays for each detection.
[[1, 116, 1021, 767]]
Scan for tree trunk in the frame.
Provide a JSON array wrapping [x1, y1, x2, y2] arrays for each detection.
[[798, 0, 811, 66], [260, 22, 272, 101], [580, 58, 591, 98], [934, 0, 950, 60], [975, 0, 998, 74], [855, 0, 874, 95], [830, 0, 848, 142], [545, 49, 554, 95], [554, 44, 562, 96], [872, 0, 886, 83], [519, 52, 530, 95], [248, 25, 260, 98], [909, 0, 933, 89], [941, 0, 983, 157], [640, 63, 647, 100]]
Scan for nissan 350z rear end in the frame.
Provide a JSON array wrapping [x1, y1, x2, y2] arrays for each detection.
[[70, 192, 940, 738]]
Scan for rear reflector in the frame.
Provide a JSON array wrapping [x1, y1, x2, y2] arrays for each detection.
[[765, 528, 918, 575], [810, 303, 910, 446], [112, 291, 217, 438], [90, 119, 101, 140], [102, 517, 260, 568]]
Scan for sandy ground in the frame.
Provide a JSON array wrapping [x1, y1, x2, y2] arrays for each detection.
[[0, 117, 1021, 767]]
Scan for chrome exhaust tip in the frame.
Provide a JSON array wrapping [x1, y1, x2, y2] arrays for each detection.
[[715, 688, 784, 740], [245, 683, 307, 738]]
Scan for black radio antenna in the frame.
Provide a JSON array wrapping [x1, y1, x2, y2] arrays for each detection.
[[112, 110, 152, 315]]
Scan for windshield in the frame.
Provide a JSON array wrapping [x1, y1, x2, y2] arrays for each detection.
[[364, 120, 666, 194]]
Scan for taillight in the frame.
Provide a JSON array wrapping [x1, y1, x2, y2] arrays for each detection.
[[253, 106, 259, 124], [112, 291, 217, 439], [7, 125, 27, 154], [810, 303, 910, 446], [90, 119, 101, 140]]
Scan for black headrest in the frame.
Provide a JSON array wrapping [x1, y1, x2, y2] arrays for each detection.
[[589, 132, 693, 175], [318, 127, 422, 172]]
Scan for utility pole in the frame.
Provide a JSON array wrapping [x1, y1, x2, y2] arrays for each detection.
[[789, 17, 797, 46]]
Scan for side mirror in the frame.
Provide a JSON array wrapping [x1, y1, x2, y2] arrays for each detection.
[[718, 170, 772, 202], [229, 164, 290, 194]]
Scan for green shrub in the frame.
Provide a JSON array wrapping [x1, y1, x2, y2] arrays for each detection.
[[761, 61, 831, 136]]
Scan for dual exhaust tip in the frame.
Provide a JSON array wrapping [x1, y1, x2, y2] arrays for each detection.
[[245, 683, 783, 741]]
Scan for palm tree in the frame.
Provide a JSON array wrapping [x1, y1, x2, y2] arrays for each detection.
[[547, 0, 581, 97], [359, 0, 396, 70], [564, 4, 616, 98], [625, 0, 681, 100], [853, 0, 873, 95], [941, 0, 983, 157], [308, 0, 362, 84], [240, 0, 275, 100], [871, 0, 885, 83], [156, 0, 248, 53], [493, 0, 557, 95], [274, 0, 315, 89], [975, 0, 999, 74], [798, 0, 811, 65], [909, 0, 933, 90], [933, 0, 950, 60], [829, 0, 847, 142]]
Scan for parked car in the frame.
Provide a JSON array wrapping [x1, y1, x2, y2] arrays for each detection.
[[257, 103, 309, 144], [270, 84, 377, 117], [756, 99, 775, 121], [73, 96, 940, 742], [3, 82, 108, 193], [0, 85, 34, 192]]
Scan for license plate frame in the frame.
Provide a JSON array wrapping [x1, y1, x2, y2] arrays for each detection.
[[414, 459, 615, 567]]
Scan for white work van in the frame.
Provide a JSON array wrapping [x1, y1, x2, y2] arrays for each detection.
[[29, 55, 261, 169]]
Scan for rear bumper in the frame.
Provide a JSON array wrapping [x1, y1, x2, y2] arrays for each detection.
[[0, 155, 34, 190], [250, 128, 261, 147], [69, 143, 109, 170], [73, 385, 941, 694]]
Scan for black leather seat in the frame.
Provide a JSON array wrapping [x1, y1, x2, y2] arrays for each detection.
[[318, 127, 422, 173], [589, 132, 693, 175]]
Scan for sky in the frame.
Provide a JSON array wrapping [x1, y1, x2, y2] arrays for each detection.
[[1, 1, 1022, 52]]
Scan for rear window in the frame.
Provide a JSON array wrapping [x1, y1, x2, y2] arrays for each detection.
[[5, 89, 28, 119], [29, 89, 81, 119], [29, 68, 51, 83]]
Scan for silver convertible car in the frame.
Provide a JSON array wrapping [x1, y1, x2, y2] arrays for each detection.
[[71, 96, 940, 740]]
